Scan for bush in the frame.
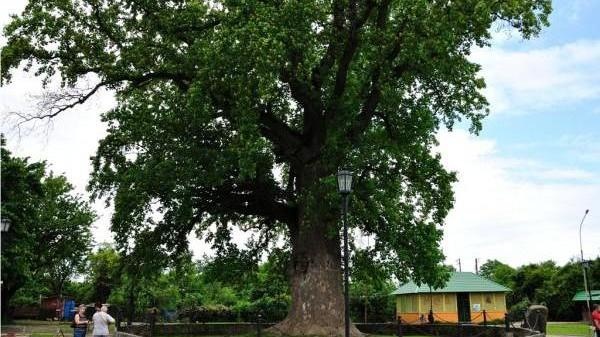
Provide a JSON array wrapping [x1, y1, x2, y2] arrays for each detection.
[[508, 299, 531, 322], [179, 304, 236, 322]]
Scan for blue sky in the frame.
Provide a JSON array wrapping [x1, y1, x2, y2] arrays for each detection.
[[1, 0, 599, 269], [476, 0, 600, 180]]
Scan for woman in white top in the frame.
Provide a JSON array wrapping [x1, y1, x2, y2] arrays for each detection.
[[92, 302, 115, 337]]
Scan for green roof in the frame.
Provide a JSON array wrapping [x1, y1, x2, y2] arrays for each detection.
[[391, 272, 511, 295], [572, 290, 600, 301]]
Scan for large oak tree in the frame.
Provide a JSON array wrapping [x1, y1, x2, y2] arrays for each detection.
[[2, 0, 550, 334]]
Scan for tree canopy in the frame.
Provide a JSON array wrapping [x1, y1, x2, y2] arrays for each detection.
[[1, 138, 95, 319], [1, 0, 551, 334]]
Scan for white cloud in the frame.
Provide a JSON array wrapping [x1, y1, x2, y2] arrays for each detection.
[[437, 130, 600, 269], [471, 40, 600, 115], [536, 168, 596, 181], [558, 134, 600, 164]]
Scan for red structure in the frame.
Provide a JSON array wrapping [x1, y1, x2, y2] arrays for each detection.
[[40, 296, 70, 320]]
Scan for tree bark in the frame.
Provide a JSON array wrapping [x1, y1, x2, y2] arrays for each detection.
[[270, 167, 362, 337]]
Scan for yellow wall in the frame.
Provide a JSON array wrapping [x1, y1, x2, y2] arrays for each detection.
[[396, 292, 506, 324], [468, 292, 506, 322]]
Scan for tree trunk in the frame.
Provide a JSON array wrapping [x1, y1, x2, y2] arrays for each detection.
[[127, 284, 134, 326], [271, 168, 362, 337]]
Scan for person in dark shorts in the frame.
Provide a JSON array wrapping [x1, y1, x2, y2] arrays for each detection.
[[74, 304, 89, 337], [592, 304, 600, 337]]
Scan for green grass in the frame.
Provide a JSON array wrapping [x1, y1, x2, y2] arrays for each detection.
[[546, 322, 592, 336], [3, 319, 116, 336], [31, 333, 58, 337], [157, 334, 428, 337], [370, 335, 428, 337]]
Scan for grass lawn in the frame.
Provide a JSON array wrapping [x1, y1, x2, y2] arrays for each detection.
[[3, 319, 117, 337], [31, 333, 59, 337], [547, 322, 592, 336], [157, 334, 429, 337], [370, 335, 428, 337], [6, 322, 424, 337]]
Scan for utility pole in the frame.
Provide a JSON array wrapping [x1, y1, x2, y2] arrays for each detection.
[[475, 258, 479, 275], [457, 259, 462, 272]]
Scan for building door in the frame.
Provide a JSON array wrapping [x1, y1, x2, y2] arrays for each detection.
[[457, 293, 471, 322]]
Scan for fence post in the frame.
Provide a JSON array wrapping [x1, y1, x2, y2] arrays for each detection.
[[148, 308, 157, 337], [397, 316, 403, 337], [457, 321, 462, 337], [483, 310, 487, 327], [116, 308, 122, 332], [257, 313, 262, 337]]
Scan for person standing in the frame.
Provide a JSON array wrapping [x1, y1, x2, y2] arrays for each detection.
[[92, 302, 115, 337], [74, 305, 89, 337], [592, 304, 600, 337]]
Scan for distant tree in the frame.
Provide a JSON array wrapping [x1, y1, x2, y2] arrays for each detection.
[[200, 244, 259, 291], [243, 248, 291, 321], [350, 249, 395, 323], [512, 261, 558, 305], [85, 244, 122, 303], [1, 140, 94, 319], [480, 259, 516, 289], [541, 260, 582, 321]]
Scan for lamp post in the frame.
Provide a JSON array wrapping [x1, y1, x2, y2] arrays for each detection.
[[578, 209, 592, 323], [1, 218, 11, 232], [1, 218, 10, 287], [337, 170, 353, 337]]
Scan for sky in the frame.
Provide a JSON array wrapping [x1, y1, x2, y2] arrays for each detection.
[[1, 1, 599, 271]]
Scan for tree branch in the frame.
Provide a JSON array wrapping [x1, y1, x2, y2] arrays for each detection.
[[346, 0, 402, 144], [12, 81, 109, 125], [329, 0, 377, 104], [192, 180, 297, 226], [310, 0, 346, 90], [258, 104, 307, 164]]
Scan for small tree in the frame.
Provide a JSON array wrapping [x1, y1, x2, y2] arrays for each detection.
[[1, 138, 94, 319]]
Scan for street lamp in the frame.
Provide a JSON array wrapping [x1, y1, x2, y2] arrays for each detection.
[[1, 218, 11, 288], [337, 169, 353, 337], [578, 209, 592, 323], [1, 218, 11, 232]]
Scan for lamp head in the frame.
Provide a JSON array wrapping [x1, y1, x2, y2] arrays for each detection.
[[337, 170, 353, 194], [1, 218, 10, 232]]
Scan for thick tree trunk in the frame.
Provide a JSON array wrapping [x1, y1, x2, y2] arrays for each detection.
[[271, 168, 362, 337]]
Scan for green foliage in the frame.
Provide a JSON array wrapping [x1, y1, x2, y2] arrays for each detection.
[[481, 258, 600, 321], [507, 298, 531, 321], [86, 244, 122, 303], [1, 138, 95, 317], [201, 244, 259, 291], [480, 260, 516, 290], [350, 249, 396, 322]]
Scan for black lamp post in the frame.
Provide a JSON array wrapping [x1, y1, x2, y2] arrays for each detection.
[[337, 169, 353, 337], [1, 218, 10, 288]]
